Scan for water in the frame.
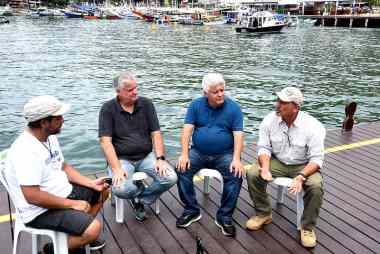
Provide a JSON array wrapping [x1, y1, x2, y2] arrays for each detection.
[[1, 17, 380, 173]]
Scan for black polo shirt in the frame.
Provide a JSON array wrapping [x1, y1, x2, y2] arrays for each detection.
[[98, 96, 160, 161]]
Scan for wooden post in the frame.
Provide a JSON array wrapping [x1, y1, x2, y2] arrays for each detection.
[[365, 18, 368, 27], [342, 101, 357, 132], [322, 18, 325, 26], [349, 18, 353, 28], [334, 17, 337, 26]]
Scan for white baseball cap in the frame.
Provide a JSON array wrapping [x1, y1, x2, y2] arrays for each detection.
[[276, 87, 304, 106], [23, 95, 70, 123]]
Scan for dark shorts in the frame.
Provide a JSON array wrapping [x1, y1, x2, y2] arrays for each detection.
[[26, 184, 101, 236]]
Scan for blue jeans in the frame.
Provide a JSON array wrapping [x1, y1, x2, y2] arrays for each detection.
[[177, 149, 242, 224], [109, 153, 177, 205]]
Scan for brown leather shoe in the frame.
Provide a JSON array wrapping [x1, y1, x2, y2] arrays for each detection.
[[300, 228, 317, 248], [246, 213, 272, 230]]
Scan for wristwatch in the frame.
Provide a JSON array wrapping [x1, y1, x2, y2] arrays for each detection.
[[156, 155, 166, 161], [297, 172, 306, 181]]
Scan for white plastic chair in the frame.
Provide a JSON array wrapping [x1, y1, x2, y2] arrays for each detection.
[[273, 177, 304, 230], [195, 168, 223, 194], [115, 172, 160, 223], [0, 149, 90, 254]]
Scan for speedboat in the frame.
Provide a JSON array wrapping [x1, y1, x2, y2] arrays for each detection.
[[0, 16, 9, 24], [235, 11, 286, 33]]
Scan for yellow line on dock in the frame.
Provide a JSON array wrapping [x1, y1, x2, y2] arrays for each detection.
[[0, 213, 15, 223], [324, 137, 380, 153]]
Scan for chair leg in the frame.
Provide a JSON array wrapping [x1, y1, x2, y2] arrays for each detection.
[[85, 244, 90, 254], [277, 186, 285, 204], [115, 196, 124, 223], [32, 234, 38, 254], [154, 200, 160, 215], [12, 228, 20, 254], [296, 191, 304, 230], [204, 176, 210, 194], [55, 231, 69, 254]]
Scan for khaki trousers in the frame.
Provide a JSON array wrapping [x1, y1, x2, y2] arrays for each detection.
[[246, 159, 323, 230]]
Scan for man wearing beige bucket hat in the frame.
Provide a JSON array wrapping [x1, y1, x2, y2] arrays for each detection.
[[5, 95, 109, 254], [246, 87, 326, 248]]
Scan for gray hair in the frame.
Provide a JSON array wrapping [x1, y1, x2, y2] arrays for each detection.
[[202, 73, 225, 93], [113, 71, 136, 90]]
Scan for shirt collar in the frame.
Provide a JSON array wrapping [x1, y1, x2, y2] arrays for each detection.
[[277, 111, 302, 128], [205, 96, 226, 110], [293, 111, 302, 127], [115, 97, 142, 113]]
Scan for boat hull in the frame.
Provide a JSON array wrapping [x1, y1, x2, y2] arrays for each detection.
[[236, 24, 285, 33]]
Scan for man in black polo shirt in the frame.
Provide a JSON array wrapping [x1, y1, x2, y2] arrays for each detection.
[[98, 71, 177, 221]]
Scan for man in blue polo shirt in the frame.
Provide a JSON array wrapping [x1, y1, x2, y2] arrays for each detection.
[[176, 73, 244, 237]]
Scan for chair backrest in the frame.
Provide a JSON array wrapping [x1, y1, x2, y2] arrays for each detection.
[[0, 149, 26, 228], [0, 149, 10, 191]]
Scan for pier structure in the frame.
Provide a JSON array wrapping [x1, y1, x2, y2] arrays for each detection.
[[301, 14, 380, 27], [1, 121, 380, 253]]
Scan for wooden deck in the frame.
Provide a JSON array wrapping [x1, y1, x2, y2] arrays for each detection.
[[1, 122, 380, 254]]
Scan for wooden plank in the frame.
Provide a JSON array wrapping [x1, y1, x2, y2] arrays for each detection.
[[192, 180, 312, 254], [162, 187, 231, 254], [174, 182, 269, 254], [323, 159, 380, 194], [101, 202, 139, 254], [156, 191, 199, 254], [240, 150, 380, 254]]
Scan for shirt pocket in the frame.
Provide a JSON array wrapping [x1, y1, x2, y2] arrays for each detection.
[[291, 141, 307, 160], [270, 136, 283, 155]]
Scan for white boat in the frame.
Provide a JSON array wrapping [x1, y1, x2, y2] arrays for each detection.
[[0, 16, 10, 24], [235, 11, 286, 33], [0, 5, 12, 16], [287, 15, 298, 27]]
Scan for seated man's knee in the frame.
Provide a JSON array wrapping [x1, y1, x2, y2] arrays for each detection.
[[112, 182, 139, 199], [166, 168, 178, 186], [305, 174, 323, 196], [82, 219, 101, 243], [246, 164, 260, 183]]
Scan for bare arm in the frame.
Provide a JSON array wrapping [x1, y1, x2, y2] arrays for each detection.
[[63, 163, 108, 192], [289, 162, 320, 194], [99, 136, 126, 186], [151, 130, 165, 157], [230, 131, 244, 178], [21, 186, 90, 212], [177, 124, 194, 171], [151, 130, 168, 176], [258, 153, 273, 181], [63, 162, 92, 188]]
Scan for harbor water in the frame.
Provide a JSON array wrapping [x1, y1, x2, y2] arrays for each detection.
[[1, 17, 379, 173]]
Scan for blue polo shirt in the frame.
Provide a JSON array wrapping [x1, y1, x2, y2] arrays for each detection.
[[185, 96, 243, 155]]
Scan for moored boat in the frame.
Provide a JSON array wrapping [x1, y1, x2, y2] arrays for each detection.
[[0, 16, 9, 24], [235, 11, 286, 33]]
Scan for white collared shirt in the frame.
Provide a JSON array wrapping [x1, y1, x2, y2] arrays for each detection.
[[257, 111, 326, 168]]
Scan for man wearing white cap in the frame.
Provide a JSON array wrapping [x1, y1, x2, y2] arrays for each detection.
[[5, 95, 109, 254], [246, 87, 325, 248]]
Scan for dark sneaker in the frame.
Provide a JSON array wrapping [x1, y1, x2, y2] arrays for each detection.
[[176, 213, 202, 228], [89, 238, 106, 251], [129, 199, 146, 221], [215, 219, 236, 237], [42, 243, 54, 254]]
